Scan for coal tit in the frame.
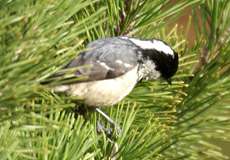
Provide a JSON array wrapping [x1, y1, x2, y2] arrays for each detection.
[[53, 36, 179, 107]]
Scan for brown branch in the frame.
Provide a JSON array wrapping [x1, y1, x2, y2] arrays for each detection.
[[192, 46, 209, 74]]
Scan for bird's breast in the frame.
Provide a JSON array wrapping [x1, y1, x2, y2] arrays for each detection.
[[68, 66, 139, 107]]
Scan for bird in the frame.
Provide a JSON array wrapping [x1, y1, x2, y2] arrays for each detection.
[[44, 36, 179, 134]]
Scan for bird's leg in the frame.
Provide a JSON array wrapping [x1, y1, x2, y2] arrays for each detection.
[[95, 108, 121, 137], [95, 110, 120, 159], [73, 105, 121, 138], [95, 108, 116, 125]]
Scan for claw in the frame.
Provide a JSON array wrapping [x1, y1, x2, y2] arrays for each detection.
[[95, 108, 122, 138], [96, 122, 113, 137]]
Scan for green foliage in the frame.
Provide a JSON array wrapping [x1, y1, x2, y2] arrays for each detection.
[[0, 0, 229, 159]]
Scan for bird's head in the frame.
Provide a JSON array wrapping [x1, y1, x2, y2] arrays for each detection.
[[131, 38, 179, 84]]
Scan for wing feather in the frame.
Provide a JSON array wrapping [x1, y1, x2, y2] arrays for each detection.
[[61, 37, 139, 83]]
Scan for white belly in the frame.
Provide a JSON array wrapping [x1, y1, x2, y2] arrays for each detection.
[[62, 66, 139, 107]]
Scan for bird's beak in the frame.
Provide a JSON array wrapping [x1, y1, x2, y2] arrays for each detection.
[[166, 78, 172, 85]]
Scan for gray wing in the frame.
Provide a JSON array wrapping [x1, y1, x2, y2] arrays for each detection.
[[65, 37, 139, 82]]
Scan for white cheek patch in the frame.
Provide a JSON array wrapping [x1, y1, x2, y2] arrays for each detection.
[[138, 60, 161, 80], [120, 37, 174, 57], [150, 69, 161, 79]]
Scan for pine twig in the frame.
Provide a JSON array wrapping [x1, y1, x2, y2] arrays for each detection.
[[114, 0, 132, 36]]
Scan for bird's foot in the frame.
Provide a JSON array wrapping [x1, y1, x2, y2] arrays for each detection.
[[96, 121, 121, 140], [95, 108, 122, 138]]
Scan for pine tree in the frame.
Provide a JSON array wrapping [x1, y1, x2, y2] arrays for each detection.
[[0, 0, 229, 159]]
